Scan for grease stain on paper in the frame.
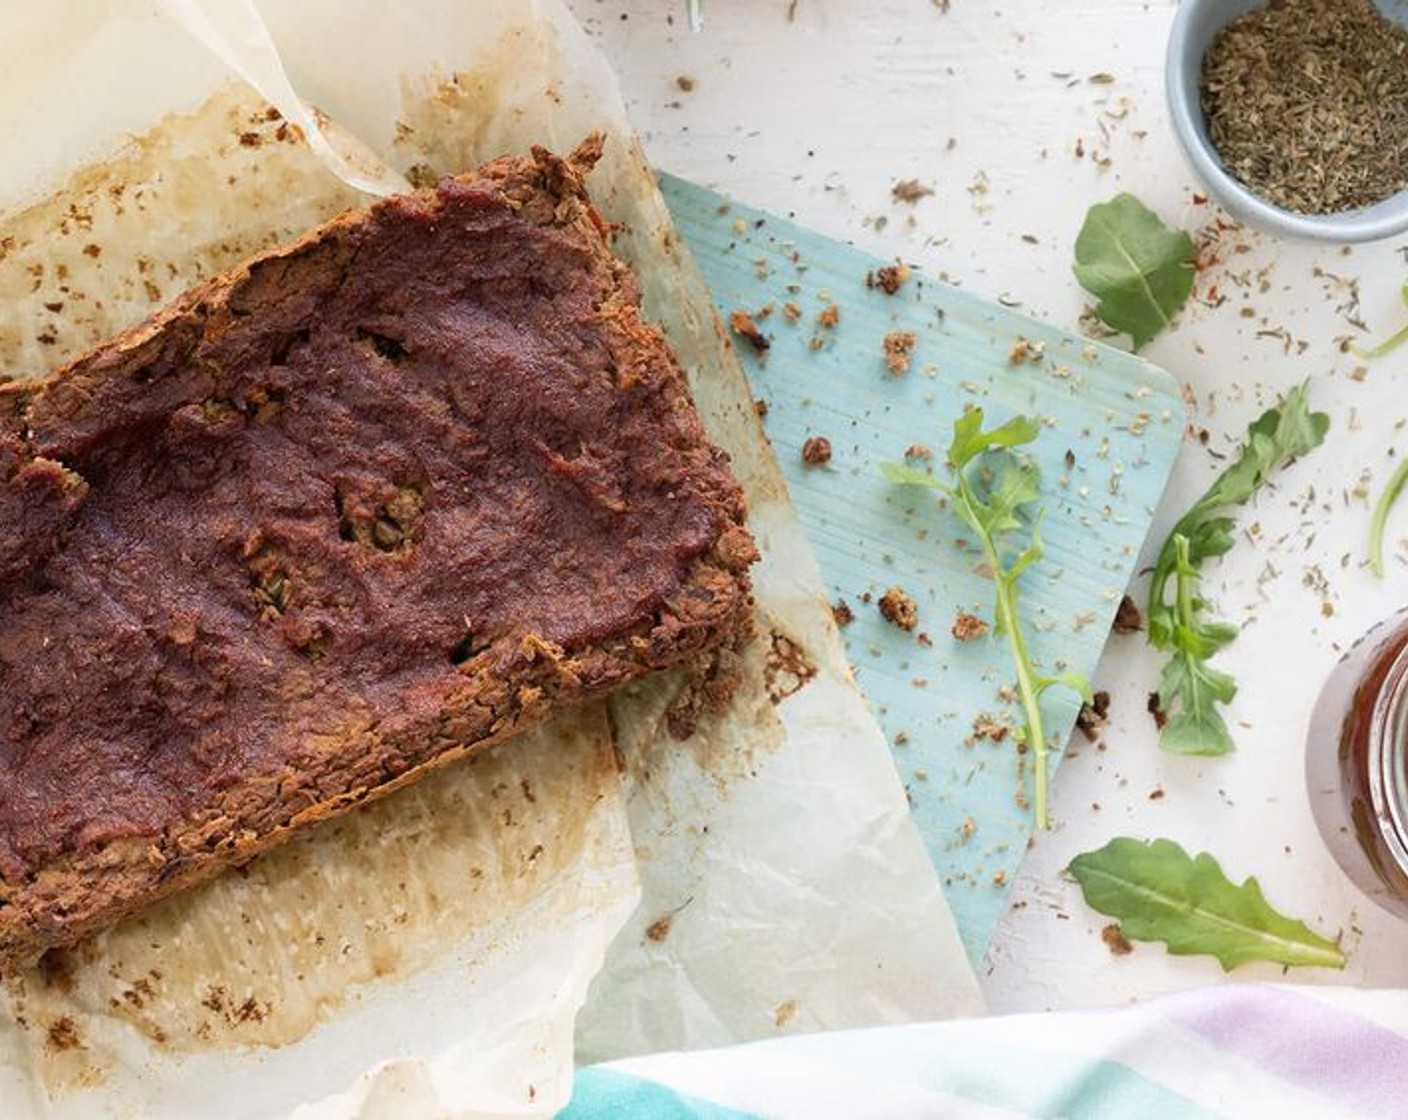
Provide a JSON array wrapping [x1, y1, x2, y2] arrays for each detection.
[[4, 706, 618, 1093], [0, 84, 365, 381]]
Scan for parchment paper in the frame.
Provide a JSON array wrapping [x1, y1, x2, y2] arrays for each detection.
[[0, 1, 982, 1116]]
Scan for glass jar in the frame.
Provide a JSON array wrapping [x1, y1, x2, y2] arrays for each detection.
[[1306, 613, 1408, 920]]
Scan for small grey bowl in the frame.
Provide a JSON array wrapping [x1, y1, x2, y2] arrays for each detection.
[[1166, 0, 1408, 243]]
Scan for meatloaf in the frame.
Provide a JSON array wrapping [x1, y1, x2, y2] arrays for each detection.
[[0, 137, 756, 967]]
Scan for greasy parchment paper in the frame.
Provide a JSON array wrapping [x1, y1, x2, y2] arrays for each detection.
[[0, 1, 982, 1116]]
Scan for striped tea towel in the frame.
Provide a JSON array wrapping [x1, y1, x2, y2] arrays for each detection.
[[561, 984, 1408, 1119]]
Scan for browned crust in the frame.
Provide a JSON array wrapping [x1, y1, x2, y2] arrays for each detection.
[[0, 137, 756, 968]]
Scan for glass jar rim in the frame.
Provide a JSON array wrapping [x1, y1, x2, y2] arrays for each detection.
[[1373, 636, 1408, 877]]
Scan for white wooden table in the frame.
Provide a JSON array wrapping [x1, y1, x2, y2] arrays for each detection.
[[573, 0, 1408, 1014]]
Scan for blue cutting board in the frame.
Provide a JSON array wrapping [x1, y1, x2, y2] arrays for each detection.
[[661, 175, 1185, 964]]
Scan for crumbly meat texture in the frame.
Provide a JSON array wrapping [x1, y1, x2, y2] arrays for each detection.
[[0, 139, 755, 967]]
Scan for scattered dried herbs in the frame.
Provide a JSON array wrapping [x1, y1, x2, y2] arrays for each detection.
[[1201, 0, 1408, 215]]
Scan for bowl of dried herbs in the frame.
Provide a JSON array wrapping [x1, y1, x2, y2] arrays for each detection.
[[1167, 0, 1408, 242]]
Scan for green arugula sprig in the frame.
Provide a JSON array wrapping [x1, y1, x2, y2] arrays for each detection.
[[1369, 456, 1408, 578], [884, 408, 1089, 828], [1071, 837, 1346, 971], [1147, 383, 1329, 754], [1355, 282, 1408, 576]]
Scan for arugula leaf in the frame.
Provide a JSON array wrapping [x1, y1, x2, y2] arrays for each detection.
[[885, 408, 1088, 828], [1070, 837, 1346, 971], [1146, 383, 1329, 754], [1073, 194, 1196, 350]]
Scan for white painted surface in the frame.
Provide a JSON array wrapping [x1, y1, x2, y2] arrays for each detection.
[[572, 0, 1408, 1014]]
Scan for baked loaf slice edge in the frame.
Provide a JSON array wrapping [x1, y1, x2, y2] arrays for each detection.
[[0, 138, 756, 967]]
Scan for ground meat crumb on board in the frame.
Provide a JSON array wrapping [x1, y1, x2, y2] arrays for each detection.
[[801, 435, 832, 466], [951, 611, 988, 641], [883, 330, 917, 374], [816, 303, 840, 328], [878, 586, 918, 630], [729, 308, 770, 352], [969, 712, 1010, 743], [832, 599, 855, 627], [1008, 337, 1044, 365], [904, 443, 933, 460], [867, 262, 911, 294]]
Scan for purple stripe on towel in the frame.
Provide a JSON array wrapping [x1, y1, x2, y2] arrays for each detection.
[[1161, 985, 1408, 1116]]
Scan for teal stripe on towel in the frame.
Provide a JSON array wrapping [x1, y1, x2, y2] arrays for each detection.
[[766, 1028, 1221, 1119], [559, 1067, 763, 1120], [1043, 1057, 1218, 1120]]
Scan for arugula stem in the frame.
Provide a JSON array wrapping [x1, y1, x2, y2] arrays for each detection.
[[1172, 534, 1196, 632], [1353, 322, 1408, 362], [1368, 456, 1408, 578], [1167, 534, 1210, 720], [1351, 282, 1408, 361], [1143, 384, 1329, 753], [886, 409, 1085, 829], [973, 495, 1052, 829]]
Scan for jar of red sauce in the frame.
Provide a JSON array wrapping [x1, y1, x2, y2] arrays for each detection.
[[1307, 614, 1408, 919]]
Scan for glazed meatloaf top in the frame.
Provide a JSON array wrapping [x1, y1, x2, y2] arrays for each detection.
[[0, 138, 755, 965]]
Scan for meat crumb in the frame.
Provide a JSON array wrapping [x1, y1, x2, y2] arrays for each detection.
[[970, 713, 1010, 743], [904, 443, 933, 460], [1147, 691, 1167, 731], [801, 436, 833, 466], [1076, 689, 1110, 742], [951, 611, 989, 641], [1101, 923, 1134, 956], [676, 74, 696, 92], [867, 262, 911, 294], [782, 301, 803, 323], [816, 303, 840, 328], [645, 915, 673, 942], [1009, 337, 1043, 365], [891, 178, 935, 204], [878, 586, 918, 631], [729, 309, 770, 352], [754, 398, 769, 418], [1113, 594, 1143, 634], [832, 599, 855, 627], [883, 330, 917, 374]]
